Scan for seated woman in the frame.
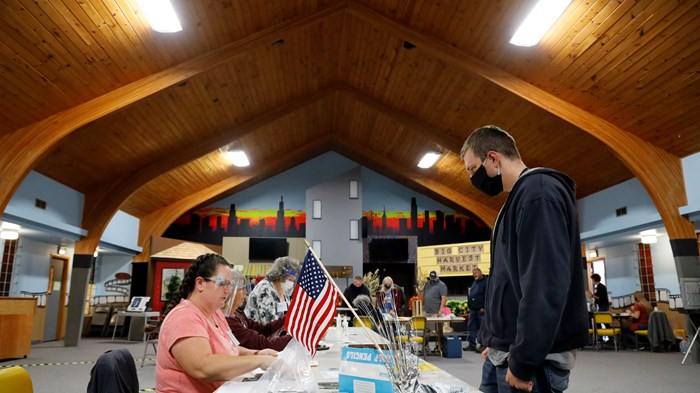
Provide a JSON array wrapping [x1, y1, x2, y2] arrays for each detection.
[[245, 256, 300, 324], [622, 291, 652, 347], [225, 270, 293, 351], [156, 253, 278, 393]]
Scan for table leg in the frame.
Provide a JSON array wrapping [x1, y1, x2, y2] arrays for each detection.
[[111, 314, 120, 342], [682, 319, 699, 365]]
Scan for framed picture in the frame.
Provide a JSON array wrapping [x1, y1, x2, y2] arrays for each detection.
[[349, 180, 359, 199], [161, 268, 185, 301]]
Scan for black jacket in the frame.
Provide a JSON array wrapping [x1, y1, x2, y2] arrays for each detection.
[[469, 276, 488, 311], [479, 168, 589, 381], [343, 284, 370, 307]]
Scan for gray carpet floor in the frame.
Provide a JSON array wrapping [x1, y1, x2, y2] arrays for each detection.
[[1, 337, 698, 392]]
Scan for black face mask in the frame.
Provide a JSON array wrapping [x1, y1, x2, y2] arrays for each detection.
[[384, 284, 392, 290], [470, 163, 503, 196]]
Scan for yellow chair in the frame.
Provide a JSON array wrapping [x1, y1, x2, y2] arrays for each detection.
[[634, 329, 649, 350], [593, 312, 622, 351], [354, 316, 373, 330], [0, 366, 33, 393]]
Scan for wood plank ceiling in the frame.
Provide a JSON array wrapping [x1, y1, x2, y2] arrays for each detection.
[[1, 0, 698, 241]]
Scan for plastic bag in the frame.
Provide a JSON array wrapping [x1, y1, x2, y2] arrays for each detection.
[[256, 338, 319, 393]]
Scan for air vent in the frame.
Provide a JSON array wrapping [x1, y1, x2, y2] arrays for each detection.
[[615, 207, 627, 217], [35, 198, 47, 209]]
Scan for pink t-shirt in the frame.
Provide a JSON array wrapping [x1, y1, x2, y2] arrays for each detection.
[[156, 299, 240, 393]]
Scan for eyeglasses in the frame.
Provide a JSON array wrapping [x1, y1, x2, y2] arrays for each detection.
[[203, 277, 244, 290]]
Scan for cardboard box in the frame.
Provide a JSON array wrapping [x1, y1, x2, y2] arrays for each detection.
[[338, 345, 394, 393]]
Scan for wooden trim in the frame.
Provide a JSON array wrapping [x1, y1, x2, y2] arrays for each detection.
[[50, 254, 70, 341]]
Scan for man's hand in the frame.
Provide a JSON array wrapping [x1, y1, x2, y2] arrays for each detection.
[[480, 347, 488, 362], [505, 368, 533, 392]]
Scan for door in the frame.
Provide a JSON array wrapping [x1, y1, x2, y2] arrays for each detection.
[[43, 255, 68, 341]]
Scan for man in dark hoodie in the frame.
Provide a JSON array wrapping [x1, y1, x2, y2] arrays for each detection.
[[461, 125, 589, 393]]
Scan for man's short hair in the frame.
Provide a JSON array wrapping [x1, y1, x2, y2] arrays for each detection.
[[354, 276, 363, 281], [460, 125, 521, 161], [472, 267, 481, 273], [590, 273, 601, 282]]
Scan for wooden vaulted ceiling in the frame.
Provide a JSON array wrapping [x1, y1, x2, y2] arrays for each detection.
[[0, 0, 699, 254]]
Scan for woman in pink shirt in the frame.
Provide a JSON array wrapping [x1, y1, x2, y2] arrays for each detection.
[[156, 253, 278, 393]]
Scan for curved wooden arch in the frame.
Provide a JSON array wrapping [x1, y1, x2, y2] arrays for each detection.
[[0, 3, 346, 219], [331, 138, 499, 227], [133, 137, 332, 262], [75, 86, 337, 255], [348, 2, 694, 239]]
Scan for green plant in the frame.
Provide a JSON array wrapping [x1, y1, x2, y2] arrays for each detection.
[[446, 300, 469, 316]]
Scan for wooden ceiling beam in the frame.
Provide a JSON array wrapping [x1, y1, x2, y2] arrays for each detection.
[[330, 137, 498, 227], [0, 1, 347, 219], [337, 85, 463, 153], [133, 137, 333, 262], [75, 85, 338, 255], [347, 2, 694, 239]]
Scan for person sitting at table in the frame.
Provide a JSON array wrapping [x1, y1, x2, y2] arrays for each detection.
[[245, 256, 301, 324], [225, 270, 293, 351], [375, 276, 406, 317], [156, 253, 278, 393], [622, 291, 652, 347]]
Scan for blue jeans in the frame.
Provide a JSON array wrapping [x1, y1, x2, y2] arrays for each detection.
[[468, 310, 483, 346], [482, 358, 571, 393]]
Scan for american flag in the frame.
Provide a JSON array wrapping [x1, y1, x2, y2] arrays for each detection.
[[284, 249, 338, 357]]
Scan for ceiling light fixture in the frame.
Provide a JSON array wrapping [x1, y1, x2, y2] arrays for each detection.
[[640, 229, 658, 244], [226, 150, 250, 167], [137, 0, 182, 33], [587, 249, 598, 259], [0, 231, 19, 240], [510, 0, 572, 47], [417, 152, 441, 169], [1, 222, 20, 230]]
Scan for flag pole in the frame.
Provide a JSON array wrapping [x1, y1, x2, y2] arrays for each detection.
[[303, 240, 385, 353]]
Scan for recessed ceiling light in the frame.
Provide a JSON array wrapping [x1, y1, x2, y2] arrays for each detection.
[[1, 222, 20, 230], [417, 152, 441, 169], [137, 0, 182, 33], [510, 0, 572, 47], [226, 150, 250, 167]]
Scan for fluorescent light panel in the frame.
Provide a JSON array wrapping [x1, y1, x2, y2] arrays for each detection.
[[510, 0, 572, 47], [1, 222, 20, 230], [137, 0, 182, 33], [0, 231, 19, 240], [418, 152, 441, 168], [226, 150, 250, 167]]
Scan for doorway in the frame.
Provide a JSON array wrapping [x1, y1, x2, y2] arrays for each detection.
[[43, 254, 69, 342]]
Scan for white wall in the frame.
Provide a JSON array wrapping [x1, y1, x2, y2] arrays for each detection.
[[93, 254, 133, 296], [11, 237, 72, 296], [650, 234, 681, 294], [597, 242, 640, 297]]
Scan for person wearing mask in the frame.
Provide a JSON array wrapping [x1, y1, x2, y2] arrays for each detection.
[[245, 256, 300, 324], [590, 274, 610, 312], [375, 276, 406, 316], [225, 270, 292, 352], [461, 125, 589, 393], [156, 253, 277, 393], [465, 267, 487, 353]]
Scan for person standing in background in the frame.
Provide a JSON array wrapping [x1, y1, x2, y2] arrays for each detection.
[[461, 125, 589, 393], [423, 270, 448, 317], [465, 267, 487, 352], [590, 274, 609, 312]]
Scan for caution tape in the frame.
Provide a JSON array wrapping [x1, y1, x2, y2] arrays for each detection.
[[0, 357, 155, 368]]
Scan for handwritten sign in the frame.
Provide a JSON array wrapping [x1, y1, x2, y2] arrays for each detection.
[[417, 241, 490, 277]]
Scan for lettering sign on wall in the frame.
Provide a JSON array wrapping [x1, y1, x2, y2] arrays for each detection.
[[417, 241, 490, 277]]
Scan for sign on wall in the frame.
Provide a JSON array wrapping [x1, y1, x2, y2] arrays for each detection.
[[417, 241, 490, 277]]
